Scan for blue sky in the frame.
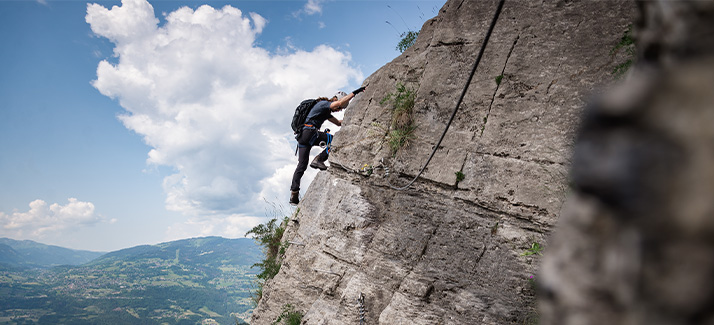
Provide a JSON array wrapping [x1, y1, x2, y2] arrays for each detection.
[[0, 0, 445, 252]]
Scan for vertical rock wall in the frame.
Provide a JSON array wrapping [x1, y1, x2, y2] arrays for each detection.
[[541, 2, 714, 324], [252, 0, 634, 324]]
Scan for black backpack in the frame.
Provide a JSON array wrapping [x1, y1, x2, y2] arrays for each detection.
[[291, 99, 318, 134]]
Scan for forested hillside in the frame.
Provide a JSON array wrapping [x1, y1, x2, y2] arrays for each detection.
[[0, 237, 261, 324]]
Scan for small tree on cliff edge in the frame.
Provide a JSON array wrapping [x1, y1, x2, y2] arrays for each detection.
[[397, 31, 419, 52]]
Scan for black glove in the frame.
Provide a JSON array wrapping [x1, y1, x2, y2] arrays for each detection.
[[352, 86, 366, 95]]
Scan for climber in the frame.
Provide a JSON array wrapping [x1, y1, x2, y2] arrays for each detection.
[[289, 86, 367, 206]]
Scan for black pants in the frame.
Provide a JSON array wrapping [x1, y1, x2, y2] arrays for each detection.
[[290, 128, 330, 192]]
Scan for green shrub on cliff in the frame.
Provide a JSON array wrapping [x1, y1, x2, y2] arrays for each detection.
[[246, 216, 290, 305], [381, 82, 417, 155], [272, 304, 303, 325]]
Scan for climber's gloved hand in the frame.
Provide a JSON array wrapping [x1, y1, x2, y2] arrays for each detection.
[[352, 86, 366, 95]]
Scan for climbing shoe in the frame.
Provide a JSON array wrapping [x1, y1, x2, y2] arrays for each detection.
[[310, 156, 328, 170], [289, 191, 300, 206]]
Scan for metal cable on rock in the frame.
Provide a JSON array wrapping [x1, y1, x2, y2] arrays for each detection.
[[388, 0, 506, 191]]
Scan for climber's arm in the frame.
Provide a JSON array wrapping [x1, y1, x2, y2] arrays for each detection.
[[327, 117, 342, 126]]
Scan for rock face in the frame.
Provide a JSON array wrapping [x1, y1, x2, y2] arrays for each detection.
[[540, 2, 714, 324], [252, 0, 634, 323]]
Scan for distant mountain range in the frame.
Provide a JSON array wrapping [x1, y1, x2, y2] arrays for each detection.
[[0, 236, 263, 324], [90, 236, 260, 267], [0, 238, 105, 268]]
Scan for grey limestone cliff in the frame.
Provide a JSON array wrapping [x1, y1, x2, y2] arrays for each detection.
[[252, 0, 635, 323]]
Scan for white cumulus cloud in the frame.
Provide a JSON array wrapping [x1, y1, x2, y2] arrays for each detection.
[[292, 0, 328, 17], [85, 0, 362, 221], [0, 198, 107, 240], [304, 0, 327, 15]]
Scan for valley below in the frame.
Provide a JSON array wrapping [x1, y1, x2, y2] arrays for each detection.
[[0, 237, 261, 324]]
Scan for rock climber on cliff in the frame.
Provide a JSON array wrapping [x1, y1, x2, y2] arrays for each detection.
[[290, 86, 367, 206]]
